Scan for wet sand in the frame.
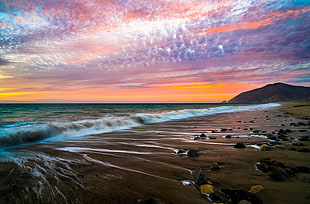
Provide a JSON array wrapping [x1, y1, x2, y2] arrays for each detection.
[[1, 105, 310, 204]]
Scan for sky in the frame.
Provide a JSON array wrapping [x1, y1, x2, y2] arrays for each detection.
[[0, 0, 309, 103]]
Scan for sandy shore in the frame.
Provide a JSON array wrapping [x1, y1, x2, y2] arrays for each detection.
[[0, 105, 309, 204]]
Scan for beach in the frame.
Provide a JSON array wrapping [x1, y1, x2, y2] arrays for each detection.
[[0, 104, 309, 204]]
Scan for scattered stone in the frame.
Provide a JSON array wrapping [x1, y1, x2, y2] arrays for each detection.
[[176, 149, 187, 155], [249, 185, 264, 194], [220, 189, 263, 204], [200, 133, 207, 139], [209, 136, 217, 139], [252, 130, 260, 134], [296, 166, 310, 173], [298, 129, 307, 132], [220, 128, 233, 132], [298, 148, 310, 152], [259, 144, 269, 151], [293, 142, 306, 146], [200, 184, 215, 194], [234, 143, 246, 148], [206, 193, 222, 203], [210, 162, 221, 171], [285, 129, 293, 133], [299, 136, 310, 141], [193, 136, 200, 140], [225, 135, 233, 138], [289, 122, 297, 126], [269, 167, 290, 181], [288, 147, 298, 151], [193, 168, 207, 186], [187, 149, 200, 157], [298, 122, 306, 126], [255, 163, 269, 173]]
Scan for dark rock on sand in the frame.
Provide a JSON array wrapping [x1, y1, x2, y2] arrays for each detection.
[[193, 168, 207, 186], [209, 136, 217, 139], [269, 167, 290, 181], [234, 143, 246, 148], [187, 149, 200, 157], [299, 136, 310, 141], [220, 189, 263, 204], [220, 128, 232, 132], [210, 162, 221, 171], [288, 147, 298, 151], [225, 135, 233, 138], [200, 133, 207, 139], [295, 166, 310, 173], [176, 149, 187, 155], [256, 163, 269, 173], [298, 148, 310, 152], [206, 193, 222, 203]]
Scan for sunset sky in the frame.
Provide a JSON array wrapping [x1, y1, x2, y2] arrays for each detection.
[[0, 0, 309, 102]]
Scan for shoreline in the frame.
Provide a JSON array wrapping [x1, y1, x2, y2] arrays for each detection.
[[0, 105, 309, 203]]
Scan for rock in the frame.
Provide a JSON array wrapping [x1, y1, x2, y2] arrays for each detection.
[[206, 193, 222, 203], [220, 189, 263, 204], [255, 163, 269, 173], [298, 148, 310, 152], [249, 185, 264, 194], [200, 133, 207, 139], [296, 166, 310, 173], [220, 128, 232, 132], [187, 149, 200, 157], [252, 130, 260, 134], [285, 129, 293, 133], [298, 122, 306, 126], [176, 149, 187, 155], [225, 135, 233, 138], [209, 136, 217, 139], [210, 162, 221, 171], [299, 136, 310, 141], [193, 168, 207, 186], [259, 144, 269, 151], [269, 167, 290, 181], [234, 143, 246, 148], [200, 184, 215, 194], [288, 147, 298, 151], [193, 136, 200, 140]]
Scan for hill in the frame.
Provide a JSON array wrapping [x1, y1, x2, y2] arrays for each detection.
[[228, 83, 310, 103]]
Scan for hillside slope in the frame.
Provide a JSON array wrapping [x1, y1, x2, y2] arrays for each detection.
[[228, 83, 310, 103]]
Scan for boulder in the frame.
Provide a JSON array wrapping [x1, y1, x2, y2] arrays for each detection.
[[249, 185, 264, 194], [187, 149, 200, 157], [234, 143, 246, 148], [200, 184, 215, 194], [220, 189, 263, 204], [193, 168, 207, 186], [269, 167, 290, 181], [200, 133, 207, 139]]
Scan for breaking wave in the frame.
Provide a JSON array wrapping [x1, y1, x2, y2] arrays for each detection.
[[0, 103, 280, 148]]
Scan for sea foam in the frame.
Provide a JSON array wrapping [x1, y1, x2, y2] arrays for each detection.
[[0, 103, 280, 149]]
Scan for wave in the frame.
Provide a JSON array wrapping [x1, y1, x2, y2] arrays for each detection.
[[0, 103, 280, 148]]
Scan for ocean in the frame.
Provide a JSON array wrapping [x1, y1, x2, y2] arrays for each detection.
[[0, 102, 282, 203], [0, 103, 279, 150]]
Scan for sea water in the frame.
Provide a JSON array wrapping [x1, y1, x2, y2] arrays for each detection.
[[0, 103, 280, 149]]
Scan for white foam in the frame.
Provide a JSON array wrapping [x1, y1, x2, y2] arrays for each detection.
[[0, 103, 280, 148]]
